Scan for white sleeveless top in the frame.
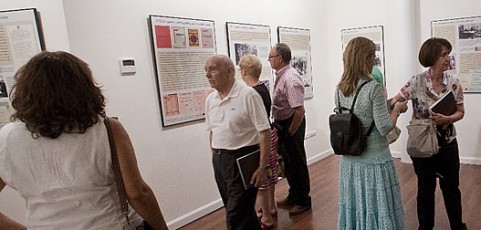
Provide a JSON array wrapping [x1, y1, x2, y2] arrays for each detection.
[[0, 119, 142, 229]]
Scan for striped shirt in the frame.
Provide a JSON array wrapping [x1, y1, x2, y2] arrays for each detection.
[[272, 64, 305, 120]]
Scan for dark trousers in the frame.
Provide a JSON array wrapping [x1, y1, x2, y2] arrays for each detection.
[[212, 145, 261, 230], [275, 115, 311, 207], [411, 139, 466, 230]]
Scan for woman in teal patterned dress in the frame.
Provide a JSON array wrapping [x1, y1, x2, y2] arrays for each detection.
[[335, 37, 408, 230]]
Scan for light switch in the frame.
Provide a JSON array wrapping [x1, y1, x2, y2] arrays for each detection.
[[119, 58, 136, 74]]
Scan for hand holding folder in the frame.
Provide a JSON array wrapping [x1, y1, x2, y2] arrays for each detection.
[[429, 90, 456, 116], [236, 150, 260, 189]]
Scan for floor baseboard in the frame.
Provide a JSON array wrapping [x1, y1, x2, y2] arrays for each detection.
[[168, 199, 223, 229]]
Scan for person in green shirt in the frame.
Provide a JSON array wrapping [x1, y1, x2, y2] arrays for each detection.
[[372, 65, 387, 99], [371, 65, 383, 84]]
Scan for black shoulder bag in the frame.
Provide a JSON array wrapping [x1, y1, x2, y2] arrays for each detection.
[[329, 81, 375, 156]]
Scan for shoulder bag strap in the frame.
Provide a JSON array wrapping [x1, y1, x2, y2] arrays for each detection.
[[350, 81, 369, 112], [351, 81, 375, 135], [104, 117, 131, 225], [335, 81, 368, 114], [418, 73, 425, 93], [336, 88, 341, 108], [365, 119, 375, 136], [416, 72, 431, 101], [334, 88, 347, 114]]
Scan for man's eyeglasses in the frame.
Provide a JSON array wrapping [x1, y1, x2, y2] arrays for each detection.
[[268, 54, 280, 60]]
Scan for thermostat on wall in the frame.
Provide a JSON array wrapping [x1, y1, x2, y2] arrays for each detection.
[[119, 58, 136, 74]]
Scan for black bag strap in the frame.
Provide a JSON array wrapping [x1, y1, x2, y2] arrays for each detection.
[[350, 81, 369, 112], [335, 81, 368, 113], [104, 117, 131, 225], [365, 118, 375, 136], [336, 81, 375, 135]]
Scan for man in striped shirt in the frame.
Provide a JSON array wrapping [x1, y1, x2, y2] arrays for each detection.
[[269, 43, 311, 216]]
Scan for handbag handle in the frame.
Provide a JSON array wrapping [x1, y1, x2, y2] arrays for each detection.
[[104, 117, 131, 225]]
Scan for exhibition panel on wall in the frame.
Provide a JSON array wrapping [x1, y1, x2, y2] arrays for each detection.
[[432, 16, 481, 93], [0, 8, 44, 129], [278, 26, 313, 98], [226, 22, 273, 87], [341, 25, 386, 85], [148, 15, 216, 126]]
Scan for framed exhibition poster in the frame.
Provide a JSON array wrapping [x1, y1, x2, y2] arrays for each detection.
[[226, 22, 273, 87], [341, 25, 386, 86], [278, 26, 313, 99], [0, 8, 45, 129], [148, 15, 216, 126], [432, 16, 481, 93]]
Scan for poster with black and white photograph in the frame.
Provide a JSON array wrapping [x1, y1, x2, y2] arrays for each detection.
[[341, 25, 386, 86], [432, 16, 481, 93], [0, 8, 45, 129], [278, 27, 313, 99], [149, 15, 216, 126], [226, 22, 273, 87]]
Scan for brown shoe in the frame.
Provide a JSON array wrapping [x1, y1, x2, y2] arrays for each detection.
[[288, 205, 311, 216], [276, 198, 295, 208]]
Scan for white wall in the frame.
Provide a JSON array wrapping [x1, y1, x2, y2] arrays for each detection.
[[1, 0, 480, 229]]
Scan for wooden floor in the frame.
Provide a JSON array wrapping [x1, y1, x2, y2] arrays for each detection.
[[178, 155, 481, 230]]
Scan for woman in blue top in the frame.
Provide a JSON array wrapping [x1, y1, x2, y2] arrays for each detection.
[[336, 37, 407, 230]]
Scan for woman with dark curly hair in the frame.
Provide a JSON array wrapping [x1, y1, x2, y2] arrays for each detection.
[[0, 51, 168, 230]]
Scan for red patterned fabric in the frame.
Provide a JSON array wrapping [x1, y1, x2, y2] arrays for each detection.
[[259, 127, 279, 189]]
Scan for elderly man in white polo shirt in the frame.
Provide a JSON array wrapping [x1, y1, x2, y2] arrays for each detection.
[[204, 55, 271, 230]]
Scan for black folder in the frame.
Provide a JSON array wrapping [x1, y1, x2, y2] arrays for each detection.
[[236, 149, 260, 189], [429, 90, 456, 116]]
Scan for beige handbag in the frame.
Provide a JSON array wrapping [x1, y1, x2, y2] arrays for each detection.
[[386, 126, 401, 144], [406, 119, 439, 158]]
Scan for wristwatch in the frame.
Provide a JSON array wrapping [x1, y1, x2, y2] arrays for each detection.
[[262, 164, 272, 177], [393, 109, 401, 116]]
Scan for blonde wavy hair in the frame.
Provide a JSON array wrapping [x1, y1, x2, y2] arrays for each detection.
[[338, 37, 375, 96]]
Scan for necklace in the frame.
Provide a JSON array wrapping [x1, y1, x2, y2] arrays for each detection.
[[429, 68, 443, 87], [432, 76, 443, 87]]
